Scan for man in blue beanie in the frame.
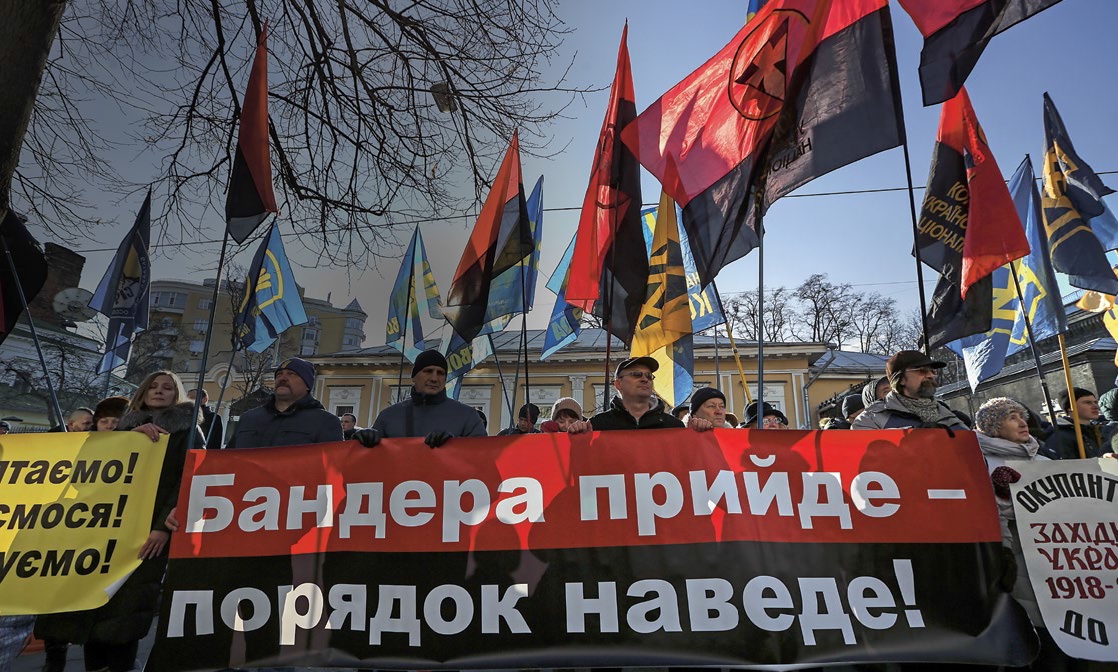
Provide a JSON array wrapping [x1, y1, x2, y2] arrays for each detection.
[[359, 349, 486, 447], [226, 357, 343, 449]]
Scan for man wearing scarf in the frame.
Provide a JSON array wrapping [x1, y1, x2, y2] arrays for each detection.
[[852, 350, 969, 430]]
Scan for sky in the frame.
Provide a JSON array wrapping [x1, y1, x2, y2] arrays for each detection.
[[40, 0, 1118, 349]]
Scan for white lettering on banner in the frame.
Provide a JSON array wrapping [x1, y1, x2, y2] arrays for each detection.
[[278, 583, 324, 645], [180, 469, 905, 543], [369, 585, 421, 646], [167, 590, 215, 637], [325, 584, 367, 631], [220, 587, 271, 632], [559, 561, 924, 643], [626, 579, 683, 633], [480, 584, 531, 634]]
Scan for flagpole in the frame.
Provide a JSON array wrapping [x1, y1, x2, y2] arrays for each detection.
[[488, 334, 515, 419], [1056, 333, 1087, 459], [710, 280, 752, 404], [714, 328, 721, 381], [1009, 261, 1058, 426], [754, 207, 765, 428], [187, 234, 232, 451], [1, 236, 66, 429], [520, 255, 531, 425], [207, 344, 241, 447], [394, 271, 413, 404]]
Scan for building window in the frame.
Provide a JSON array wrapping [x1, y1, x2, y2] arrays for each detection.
[[300, 343, 317, 356], [160, 317, 173, 328], [345, 318, 363, 330], [343, 335, 360, 347], [198, 297, 212, 310], [193, 319, 209, 333], [303, 328, 318, 342], [189, 340, 205, 353], [307, 316, 320, 327], [335, 405, 354, 416]]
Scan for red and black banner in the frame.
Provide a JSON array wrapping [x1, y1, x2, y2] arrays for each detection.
[[566, 25, 646, 347], [621, 0, 903, 288], [442, 131, 533, 343], [897, 0, 1063, 106], [149, 429, 1037, 670], [0, 209, 47, 341], [225, 24, 278, 245]]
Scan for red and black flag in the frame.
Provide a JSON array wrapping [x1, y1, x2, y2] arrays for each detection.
[[565, 25, 646, 347], [898, 0, 1063, 106], [442, 131, 534, 343], [621, 0, 904, 288], [0, 210, 48, 346], [915, 87, 1029, 298], [925, 272, 993, 350], [225, 24, 278, 244]]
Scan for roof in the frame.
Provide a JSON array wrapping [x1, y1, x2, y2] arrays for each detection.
[[938, 336, 1118, 395], [810, 349, 888, 374], [310, 328, 829, 363]]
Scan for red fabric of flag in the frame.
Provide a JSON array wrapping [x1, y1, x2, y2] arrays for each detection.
[[442, 132, 532, 343], [565, 26, 646, 346], [225, 25, 278, 244]]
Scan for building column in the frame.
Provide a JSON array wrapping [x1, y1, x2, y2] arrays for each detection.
[[569, 374, 586, 410]]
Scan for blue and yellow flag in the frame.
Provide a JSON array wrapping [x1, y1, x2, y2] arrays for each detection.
[[440, 327, 494, 400], [232, 222, 308, 353], [540, 234, 583, 361], [945, 265, 1021, 391], [746, 0, 766, 22], [91, 190, 152, 373], [640, 204, 724, 332], [1041, 93, 1118, 295], [1011, 156, 1066, 340], [632, 190, 691, 357], [386, 228, 441, 362]]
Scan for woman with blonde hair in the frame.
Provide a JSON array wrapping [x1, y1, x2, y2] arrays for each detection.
[[35, 370, 203, 672]]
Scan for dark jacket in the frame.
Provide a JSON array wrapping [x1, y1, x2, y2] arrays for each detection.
[[200, 404, 223, 449], [1042, 419, 1112, 459], [589, 397, 686, 431], [373, 388, 487, 438], [36, 401, 204, 646], [497, 426, 541, 436], [852, 392, 969, 430], [226, 394, 342, 449]]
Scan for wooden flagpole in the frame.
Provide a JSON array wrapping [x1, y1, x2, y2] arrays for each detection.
[[1056, 333, 1087, 459]]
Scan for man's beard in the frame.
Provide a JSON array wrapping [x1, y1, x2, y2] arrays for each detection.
[[915, 380, 937, 399]]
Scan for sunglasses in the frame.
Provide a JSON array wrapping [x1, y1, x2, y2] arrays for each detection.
[[618, 371, 655, 381]]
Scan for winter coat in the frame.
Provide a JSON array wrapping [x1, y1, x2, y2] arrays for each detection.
[[372, 388, 487, 439], [1041, 418, 1112, 459], [226, 394, 342, 449], [36, 401, 203, 646], [200, 404, 224, 448], [976, 432, 1048, 625], [851, 392, 969, 430], [588, 397, 686, 431]]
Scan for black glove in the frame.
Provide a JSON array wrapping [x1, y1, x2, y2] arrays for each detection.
[[352, 428, 381, 448], [425, 431, 452, 448]]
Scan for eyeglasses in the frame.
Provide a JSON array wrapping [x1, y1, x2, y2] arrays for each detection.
[[761, 416, 785, 427], [619, 371, 655, 381]]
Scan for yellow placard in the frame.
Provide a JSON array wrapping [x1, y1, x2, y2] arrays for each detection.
[[0, 431, 167, 614]]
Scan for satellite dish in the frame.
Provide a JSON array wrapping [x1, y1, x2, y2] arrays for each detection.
[[52, 287, 97, 322]]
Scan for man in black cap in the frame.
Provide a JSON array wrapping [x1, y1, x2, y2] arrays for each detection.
[[853, 350, 968, 430], [567, 356, 685, 432], [688, 387, 728, 430], [226, 357, 343, 448], [743, 401, 790, 429], [364, 349, 486, 446], [499, 403, 541, 435]]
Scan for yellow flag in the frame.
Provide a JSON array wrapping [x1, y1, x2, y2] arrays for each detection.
[[0, 432, 167, 614], [630, 189, 692, 357]]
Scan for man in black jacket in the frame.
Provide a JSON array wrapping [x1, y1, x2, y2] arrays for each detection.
[[567, 356, 685, 433], [188, 387, 224, 448], [226, 358, 342, 449]]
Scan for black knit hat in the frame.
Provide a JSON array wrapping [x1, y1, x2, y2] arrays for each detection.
[[412, 350, 449, 377], [689, 387, 726, 414], [841, 394, 865, 418], [275, 357, 315, 391]]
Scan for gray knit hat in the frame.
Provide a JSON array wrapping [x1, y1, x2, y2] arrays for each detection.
[[975, 397, 1028, 437]]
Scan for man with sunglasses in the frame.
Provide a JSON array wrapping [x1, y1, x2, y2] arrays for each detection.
[[853, 350, 969, 430], [567, 356, 685, 432]]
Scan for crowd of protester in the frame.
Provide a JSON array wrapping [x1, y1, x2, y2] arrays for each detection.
[[1, 347, 1110, 671]]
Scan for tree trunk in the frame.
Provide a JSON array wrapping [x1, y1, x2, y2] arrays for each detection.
[[0, 0, 66, 216]]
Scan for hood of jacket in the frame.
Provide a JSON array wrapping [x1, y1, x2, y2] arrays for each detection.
[[118, 401, 202, 434]]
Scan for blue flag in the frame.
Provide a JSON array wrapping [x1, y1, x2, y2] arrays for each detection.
[[540, 234, 583, 360], [232, 223, 308, 353], [91, 190, 152, 374], [946, 265, 1022, 391], [1041, 93, 1118, 294], [440, 328, 494, 400], [640, 205, 725, 332], [1011, 156, 1066, 341], [746, 0, 766, 22], [386, 228, 441, 362]]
